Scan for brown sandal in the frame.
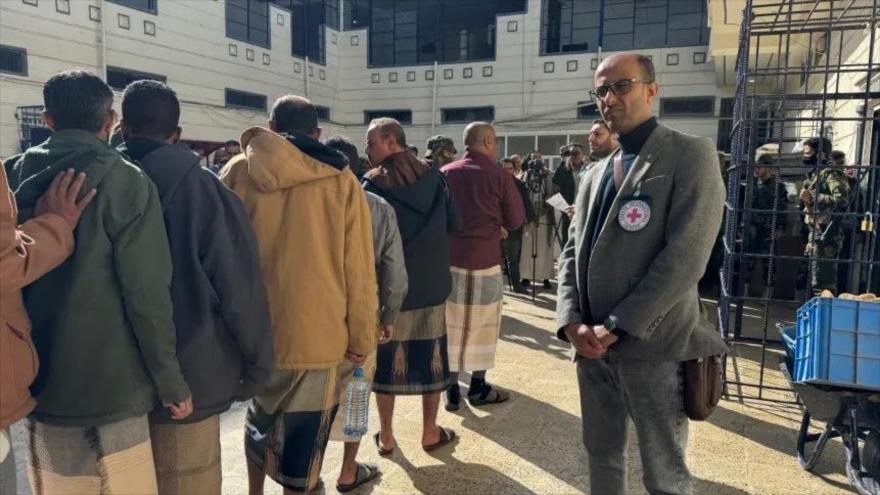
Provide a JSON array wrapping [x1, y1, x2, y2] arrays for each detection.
[[373, 432, 395, 456], [423, 426, 457, 452]]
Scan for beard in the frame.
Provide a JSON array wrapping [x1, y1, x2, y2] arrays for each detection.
[[802, 155, 818, 166], [590, 147, 614, 160]]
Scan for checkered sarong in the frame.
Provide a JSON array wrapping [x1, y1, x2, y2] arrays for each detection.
[[27, 415, 157, 495], [245, 368, 338, 493], [446, 265, 504, 372]]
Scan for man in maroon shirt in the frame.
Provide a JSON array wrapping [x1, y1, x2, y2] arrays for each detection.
[[441, 122, 526, 410]]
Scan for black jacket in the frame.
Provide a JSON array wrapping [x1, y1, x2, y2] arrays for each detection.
[[120, 139, 273, 423], [514, 178, 537, 226], [364, 168, 461, 310]]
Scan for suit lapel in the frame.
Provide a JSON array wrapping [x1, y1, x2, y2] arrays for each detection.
[[583, 156, 611, 237], [588, 125, 669, 274]]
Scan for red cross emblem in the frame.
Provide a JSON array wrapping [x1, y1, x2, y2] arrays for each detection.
[[618, 199, 651, 231], [626, 207, 643, 224]]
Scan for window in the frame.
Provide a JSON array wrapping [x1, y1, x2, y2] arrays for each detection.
[[226, 0, 270, 48], [272, 0, 337, 64], [537, 134, 567, 156], [0, 45, 27, 76], [226, 88, 268, 111], [716, 97, 733, 153], [442, 106, 494, 124], [364, 109, 412, 125], [316, 105, 330, 121], [107, 0, 157, 14], [577, 101, 600, 120], [106, 67, 166, 91], [349, 0, 525, 67], [660, 96, 715, 117], [542, 0, 710, 55]]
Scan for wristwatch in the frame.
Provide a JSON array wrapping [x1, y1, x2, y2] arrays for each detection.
[[603, 315, 626, 338]]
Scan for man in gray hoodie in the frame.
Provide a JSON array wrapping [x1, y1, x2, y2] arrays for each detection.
[[324, 135, 408, 492]]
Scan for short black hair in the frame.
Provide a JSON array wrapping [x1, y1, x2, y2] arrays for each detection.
[[324, 135, 362, 176], [270, 95, 318, 135], [830, 150, 846, 162], [43, 69, 113, 133], [592, 119, 611, 131], [121, 80, 180, 139], [407, 145, 419, 154], [635, 54, 655, 81], [501, 157, 514, 164], [805, 136, 833, 157], [225, 140, 240, 147]]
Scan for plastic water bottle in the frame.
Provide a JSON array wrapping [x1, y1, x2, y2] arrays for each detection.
[[342, 367, 370, 437]]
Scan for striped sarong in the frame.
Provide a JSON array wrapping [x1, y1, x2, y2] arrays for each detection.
[[446, 265, 504, 373], [27, 415, 158, 495], [245, 368, 338, 493], [150, 415, 221, 495], [373, 304, 452, 395]]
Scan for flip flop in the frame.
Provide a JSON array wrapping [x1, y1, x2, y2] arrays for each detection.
[[373, 432, 395, 456], [336, 462, 381, 493], [468, 385, 510, 406], [423, 426, 457, 452]]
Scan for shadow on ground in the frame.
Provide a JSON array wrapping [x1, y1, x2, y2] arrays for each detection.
[[708, 405, 856, 493], [499, 314, 572, 362]]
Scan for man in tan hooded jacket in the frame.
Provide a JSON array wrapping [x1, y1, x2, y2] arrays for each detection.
[[221, 95, 377, 495], [0, 165, 95, 494]]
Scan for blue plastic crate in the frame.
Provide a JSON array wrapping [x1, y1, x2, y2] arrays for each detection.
[[794, 297, 880, 392]]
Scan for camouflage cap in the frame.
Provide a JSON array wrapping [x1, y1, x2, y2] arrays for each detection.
[[425, 135, 456, 158]]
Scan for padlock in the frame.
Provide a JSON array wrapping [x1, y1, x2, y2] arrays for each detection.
[[861, 212, 874, 232]]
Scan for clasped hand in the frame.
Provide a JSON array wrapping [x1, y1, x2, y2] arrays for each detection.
[[563, 323, 618, 359]]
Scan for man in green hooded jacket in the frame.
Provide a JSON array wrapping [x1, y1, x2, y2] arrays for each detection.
[[4, 69, 191, 493]]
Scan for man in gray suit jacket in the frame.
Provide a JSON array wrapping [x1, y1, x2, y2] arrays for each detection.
[[556, 53, 728, 495]]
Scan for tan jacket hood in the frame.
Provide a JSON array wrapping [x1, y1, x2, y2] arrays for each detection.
[[240, 127, 346, 193]]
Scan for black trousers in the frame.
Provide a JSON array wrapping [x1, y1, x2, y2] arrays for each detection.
[[502, 228, 524, 286]]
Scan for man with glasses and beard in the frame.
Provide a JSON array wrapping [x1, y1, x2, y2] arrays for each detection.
[[556, 53, 727, 495]]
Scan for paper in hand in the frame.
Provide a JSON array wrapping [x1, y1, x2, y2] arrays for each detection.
[[546, 193, 571, 212]]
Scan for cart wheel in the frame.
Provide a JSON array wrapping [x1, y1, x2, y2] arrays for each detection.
[[797, 412, 834, 471]]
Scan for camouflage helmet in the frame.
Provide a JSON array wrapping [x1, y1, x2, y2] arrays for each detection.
[[425, 135, 456, 158]]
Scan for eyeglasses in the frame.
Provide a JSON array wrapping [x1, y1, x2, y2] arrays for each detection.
[[588, 79, 653, 101]]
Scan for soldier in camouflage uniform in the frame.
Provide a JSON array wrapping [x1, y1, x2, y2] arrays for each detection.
[[799, 137, 852, 296], [425, 135, 457, 168], [746, 152, 788, 294]]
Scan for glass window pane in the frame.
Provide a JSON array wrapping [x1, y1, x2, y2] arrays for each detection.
[[507, 136, 536, 158], [538, 135, 568, 156]]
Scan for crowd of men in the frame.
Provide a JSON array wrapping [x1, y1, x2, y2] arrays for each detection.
[[1, 50, 858, 495]]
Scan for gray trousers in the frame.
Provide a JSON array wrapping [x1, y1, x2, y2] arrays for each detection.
[[577, 355, 692, 495]]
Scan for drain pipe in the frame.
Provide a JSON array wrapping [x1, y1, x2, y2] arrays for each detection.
[[305, 56, 311, 98], [99, 0, 107, 80], [430, 60, 439, 135]]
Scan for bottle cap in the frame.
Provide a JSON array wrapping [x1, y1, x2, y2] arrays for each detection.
[[353, 366, 364, 378]]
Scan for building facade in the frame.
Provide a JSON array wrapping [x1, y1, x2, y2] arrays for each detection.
[[1, 0, 727, 166]]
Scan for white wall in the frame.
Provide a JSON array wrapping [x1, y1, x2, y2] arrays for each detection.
[[0, 0, 724, 159]]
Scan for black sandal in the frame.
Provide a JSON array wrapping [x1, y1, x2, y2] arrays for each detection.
[[373, 432, 395, 456], [336, 463, 380, 493], [423, 426, 457, 452], [468, 384, 510, 406]]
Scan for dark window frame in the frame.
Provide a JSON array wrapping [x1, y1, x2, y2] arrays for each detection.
[[225, 88, 268, 111], [576, 101, 601, 120], [659, 96, 715, 118], [364, 109, 413, 125], [541, 0, 711, 57], [316, 105, 330, 121], [441, 106, 495, 124], [226, 0, 271, 49], [0, 44, 28, 77], [349, 0, 527, 68], [106, 66, 167, 91], [107, 0, 158, 15]]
